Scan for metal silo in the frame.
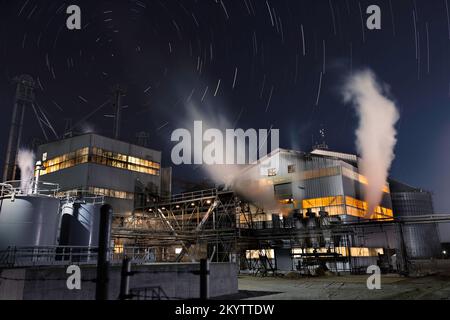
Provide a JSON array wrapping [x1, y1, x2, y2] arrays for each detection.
[[391, 190, 442, 259], [58, 194, 103, 247], [0, 194, 60, 250]]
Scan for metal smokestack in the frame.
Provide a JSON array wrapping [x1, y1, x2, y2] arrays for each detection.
[[3, 75, 36, 182]]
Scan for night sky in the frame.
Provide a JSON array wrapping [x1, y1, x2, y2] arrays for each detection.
[[0, 0, 449, 212]]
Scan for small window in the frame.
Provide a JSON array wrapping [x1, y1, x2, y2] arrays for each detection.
[[288, 164, 296, 173], [268, 168, 277, 177]]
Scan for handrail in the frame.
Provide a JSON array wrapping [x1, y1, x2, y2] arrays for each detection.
[[160, 188, 218, 203], [1, 180, 59, 197], [0, 245, 156, 268]]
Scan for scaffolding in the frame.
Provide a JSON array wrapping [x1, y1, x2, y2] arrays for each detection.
[[111, 188, 450, 275]]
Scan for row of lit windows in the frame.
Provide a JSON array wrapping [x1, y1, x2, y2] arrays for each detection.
[[301, 205, 346, 216], [301, 196, 393, 220], [293, 247, 384, 257], [345, 196, 393, 218], [43, 155, 89, 175], [246, 247, 384, 259], [87, 187, 134, 200], [39, 147, 160, 176]]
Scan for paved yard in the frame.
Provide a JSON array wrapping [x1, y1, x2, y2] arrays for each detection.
[[237, 274, 450, 300]]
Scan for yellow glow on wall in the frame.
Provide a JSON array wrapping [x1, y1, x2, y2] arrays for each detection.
[[302, 196, 344, 209], [342, 167, 390, 193]]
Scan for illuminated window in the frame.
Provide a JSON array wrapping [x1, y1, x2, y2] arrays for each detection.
[[87, 186, 134, 200], [293, 247, 384, 257], [39, 147, 160, 177], [246, 249, 274, 259], [345, 196, 393, 220], [301, 196, 393, 220]]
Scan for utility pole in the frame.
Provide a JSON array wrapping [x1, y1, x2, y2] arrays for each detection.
[[112, 85, 125, 140], [119, 258, 132, 300], [3, 75, 35, 182], [199, 259, 210, 299]]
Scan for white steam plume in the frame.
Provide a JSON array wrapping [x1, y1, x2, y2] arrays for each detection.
[[180, 102, 280, 212], [343, 69, 399, 217], [17, 149, 35, 195]]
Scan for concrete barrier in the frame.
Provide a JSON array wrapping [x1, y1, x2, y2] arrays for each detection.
[[0, 262, 238, 300]]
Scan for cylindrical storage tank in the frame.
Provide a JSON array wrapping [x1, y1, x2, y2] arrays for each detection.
[[59, 200, 101, 247], [391, 191, 442, 259], [0, 195, 60, 250]]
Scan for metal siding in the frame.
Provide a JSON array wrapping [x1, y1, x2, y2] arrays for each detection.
[[391, 192, 442, 259]]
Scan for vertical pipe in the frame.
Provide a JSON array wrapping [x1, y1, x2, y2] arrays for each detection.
[[12, 103, 26, 180], [113, 87, 122, 140], [96, 204, 113, 300], [3, 101, 21, 182], [199, 258, 209, 300], [119, 258, 131, 300]]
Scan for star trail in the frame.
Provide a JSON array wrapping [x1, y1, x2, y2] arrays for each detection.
[[0, 0, 449, 211]]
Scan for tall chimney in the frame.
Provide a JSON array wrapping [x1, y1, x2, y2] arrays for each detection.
[[3, 75, 35, 182]]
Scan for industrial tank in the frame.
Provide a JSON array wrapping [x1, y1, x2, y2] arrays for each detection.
[[391, 190, 442, 259], [58, 196, 102, 247], [0, 194, 60, 250]]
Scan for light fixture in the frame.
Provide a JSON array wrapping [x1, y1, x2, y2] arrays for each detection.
[[191, 202, 195, 206], [206, 200, 211, 204]]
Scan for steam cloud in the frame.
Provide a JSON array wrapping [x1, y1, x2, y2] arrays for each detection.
[[17, 149, 36, 195], [343, 69, 400, 217], [180, 102, 281, 212]]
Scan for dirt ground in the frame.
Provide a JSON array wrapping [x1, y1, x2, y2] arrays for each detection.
[[235, 274, 450, 300]]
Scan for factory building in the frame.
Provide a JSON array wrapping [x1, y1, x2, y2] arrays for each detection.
[[237, 148, 394, 222], [35, 133, 171, 216]]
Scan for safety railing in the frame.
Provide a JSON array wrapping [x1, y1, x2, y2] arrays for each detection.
[[58, 189, 105, 205], [160, 188, 218, 203], [0, 246, 155, 268], [1, 180, 60, 198]]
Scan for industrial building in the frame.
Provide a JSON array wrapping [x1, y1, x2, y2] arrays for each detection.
[[35, 133, 171, 216], [111, 146, 446, 275]]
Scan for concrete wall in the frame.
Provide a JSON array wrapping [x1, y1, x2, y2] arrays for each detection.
[[0, 262, 238, 300]]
